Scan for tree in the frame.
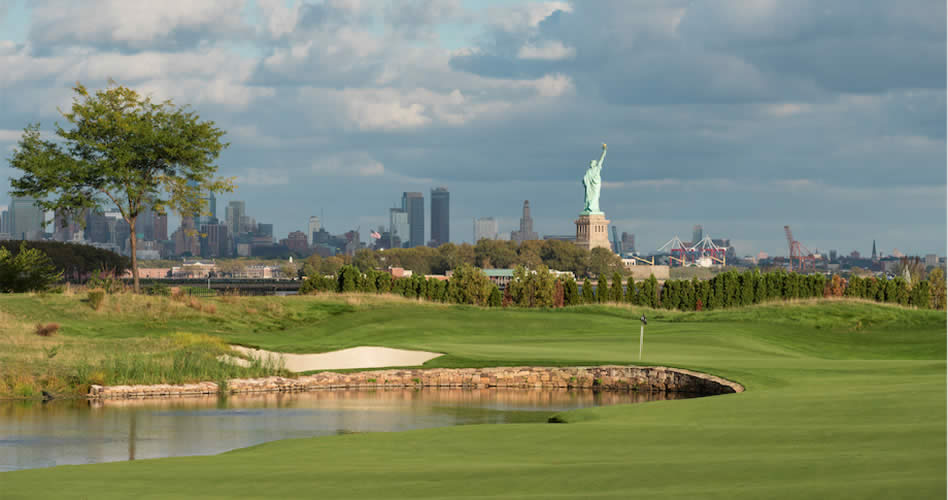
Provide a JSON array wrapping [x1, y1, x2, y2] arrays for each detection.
[[447, 265, 493, 306], [582, 277, 594, 304], [8, 82, 232, 292], [625, 277, 636, 304], [0, 243, 64, 293], [337, 265, 359, 292], [610, 271, 623, 303], [928, 268, 946, 310], [909, 280, 930, 309], [563, 276, 580, 306], [353, 249, 380, 272], [488, 285, 502, 307], [588, 247, 623, 279]]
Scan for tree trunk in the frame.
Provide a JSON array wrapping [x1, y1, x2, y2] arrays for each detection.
[[129, 218, 140, 293]]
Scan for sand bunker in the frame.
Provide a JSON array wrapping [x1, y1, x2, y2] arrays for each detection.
[[223, 346, 444, 372]]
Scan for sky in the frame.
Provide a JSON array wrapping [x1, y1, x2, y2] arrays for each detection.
[[0, 0, 945, 257]]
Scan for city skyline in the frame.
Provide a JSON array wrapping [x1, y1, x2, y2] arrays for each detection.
[[0, 1, 944, 256]]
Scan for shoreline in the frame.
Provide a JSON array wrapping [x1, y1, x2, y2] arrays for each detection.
[[87, 365, 744, 399]]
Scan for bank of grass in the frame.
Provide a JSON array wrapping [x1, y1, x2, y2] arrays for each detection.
[[0, 292, 944, 498]]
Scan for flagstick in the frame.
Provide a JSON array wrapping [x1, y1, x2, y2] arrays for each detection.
[[639, 324, 644, 360]]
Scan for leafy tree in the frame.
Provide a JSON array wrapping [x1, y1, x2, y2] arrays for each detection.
[[610, 271, 623, 303], [563, 276, 581, 306], [581, 277, 594, 304], [0, 243, 64, 293], [448, 265, 493, 306], [928, 268, 946, 310], [8, 82, 232, 292], [337, 265, 359, 292], [824, 275, 846, 297], [625, 277, 636, 304], [353, 249, 380, 272], [588, 247, 623, 279], [488, 285, 502, 307], [681, 279, 696, 310], [909, 280, 930, 309], [553, 279, 565, 308], [376, 272, 392, 294]]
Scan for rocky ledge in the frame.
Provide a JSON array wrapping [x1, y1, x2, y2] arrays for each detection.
[[88, 366, 743, 399]]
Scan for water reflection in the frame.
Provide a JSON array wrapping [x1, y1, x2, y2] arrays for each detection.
[[0, 389, 695, 472]]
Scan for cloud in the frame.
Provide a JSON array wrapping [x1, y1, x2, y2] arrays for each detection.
[[517, 41, 575, 60], [234, 168, 289, 187], [312, 152, 386, 177], [29, 0, 251, 51]]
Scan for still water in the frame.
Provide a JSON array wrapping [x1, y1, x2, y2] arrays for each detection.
[[1, 389, 694, 472]]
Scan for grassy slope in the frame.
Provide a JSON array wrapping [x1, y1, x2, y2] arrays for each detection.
[[0, 295, 945, 499]]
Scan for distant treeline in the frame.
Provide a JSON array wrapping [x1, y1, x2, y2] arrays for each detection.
[[300, 265, 946, 311], [0, 241, 129, 281]]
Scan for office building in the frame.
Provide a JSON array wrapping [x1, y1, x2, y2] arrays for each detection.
[[308, 216, 321, 245], [172, 216, 201, 257], [191, 182, 217, 226], [430, 187, 449, 246], [0, 206, 9, 236], [154, 213, 168, 241], [925, 254, 938, 267], [9, 196, 45, 240], [510, 200, 538, 243], [474, 217, 499, 242], [402, 192, 424, 248], [390, 208, 409, 248], [199, 223, 230, 258], [621, 232, 635, 254], [256, 223, 273, 241], [282, 230, 309, 253], [225, 201, 245, 235], [692, 225, 703, 245]]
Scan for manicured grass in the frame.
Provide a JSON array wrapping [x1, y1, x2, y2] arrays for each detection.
[[0, 293, 945, 498]]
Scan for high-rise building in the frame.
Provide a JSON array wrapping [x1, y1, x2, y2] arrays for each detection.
[[199, 223, 230, 258], [225, 201, 246, 235], [474, 217, 499, 242], [621, 232, 635, 254], [430, 187, 449, 246], [510, 200, 538, 243], [692, 225, 703, 245], [9, 196, 45, 240], [52, 209, 81, 242], [390, 208, 409, 248], [925, 254, 938, 267], [154, 213, 168, 241], [256, 223, 274, 241], [307, 216, 321, 245], [402, 192, 424, 248], [0, 206, 9, 236], [173, 216, 201, 256]]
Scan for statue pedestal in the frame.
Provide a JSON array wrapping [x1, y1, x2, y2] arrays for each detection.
[[575, 213, 612, 252]]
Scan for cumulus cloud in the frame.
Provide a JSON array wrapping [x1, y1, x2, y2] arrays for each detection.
[[312, 152, 386, 177], [517, 41, 575, 60]]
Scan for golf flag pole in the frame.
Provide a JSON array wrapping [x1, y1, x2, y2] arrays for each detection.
[[639, 314, 647, 361]]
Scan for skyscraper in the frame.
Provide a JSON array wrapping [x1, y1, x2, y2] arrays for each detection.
[[154, 212, 168, 241], [307, 216, 321, 245], [9, 196, 45, 240], [621, 232, 635, 254], [692, 225, 703, 244], [430, 187, 449, 246], [474, 217, 499, 242], [0, 206, 9, 235], [390, 208, 410, 248], [225, 201, 245, 235], [510, 200, 538, 243], [402, 192, 424, 248]]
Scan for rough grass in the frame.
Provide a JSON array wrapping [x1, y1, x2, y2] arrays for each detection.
[[0, 293, 944, 499]]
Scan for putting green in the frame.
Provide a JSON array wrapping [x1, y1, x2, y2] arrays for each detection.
[[1, 297, 944, 499]]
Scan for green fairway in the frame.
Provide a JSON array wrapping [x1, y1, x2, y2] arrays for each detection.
[[1, 295, 945, 499]]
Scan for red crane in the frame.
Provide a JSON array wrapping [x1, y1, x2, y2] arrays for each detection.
[[784, 225, 816, 272]]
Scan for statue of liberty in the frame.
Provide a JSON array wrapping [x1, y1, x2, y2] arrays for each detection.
[[581, 143, 607, 214]]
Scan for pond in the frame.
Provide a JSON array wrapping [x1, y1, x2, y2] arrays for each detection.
[[1, 388, 697, 472]]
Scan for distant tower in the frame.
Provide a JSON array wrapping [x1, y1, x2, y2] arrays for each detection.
[[871, 240, 878, 262], [511, 200, 538, 242], [401, 192, 425, 248], [430, 187, 450, 246], [692, 225, 703, 245]]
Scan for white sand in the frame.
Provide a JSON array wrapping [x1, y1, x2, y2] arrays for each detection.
[[223, 346, 444, 372]]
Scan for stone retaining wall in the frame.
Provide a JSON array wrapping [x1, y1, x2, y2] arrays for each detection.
[[88, 366, 743, 399]]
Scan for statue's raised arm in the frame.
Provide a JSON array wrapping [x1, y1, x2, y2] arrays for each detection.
[[598, 143, 607, 168]]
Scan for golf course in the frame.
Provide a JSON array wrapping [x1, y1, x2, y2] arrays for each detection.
[[1, 294, 945, 499]]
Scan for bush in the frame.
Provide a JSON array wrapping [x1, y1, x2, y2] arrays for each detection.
[[145, 282, 171, 296], [34, 322, 60, 337], [87, 289, 106, 310]]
